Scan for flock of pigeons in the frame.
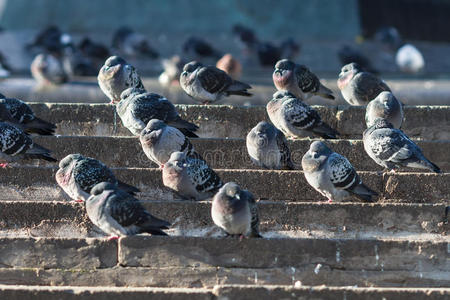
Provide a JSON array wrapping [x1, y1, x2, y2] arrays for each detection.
[[0, 25, 438, 240]]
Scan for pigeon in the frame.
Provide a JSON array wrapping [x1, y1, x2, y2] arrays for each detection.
[[363, 118, 440, 173], [280, 37, 301, 61], [158, 55, 186, 88], [0, 96, 56, 135], [273, 59, 334, 101], [86, 182, 170, 239], [302, 141, 378, 202], [246, 121, 294, 170], [98, 56, 145, 103], [232, 24, 258, 51], [112, 26, 159, 58], [365, 91, 403, 129], [267, 90, 339, 139], [395, 44, 425, 74], [55, 154, 140, 202], [211, 182, 261, 238], [337, 62, 391, 106], [140, 119, 199, 168], [162, 151, 222, 201], [256, 41, 281, 67], [0, 121, 56, 168], [116, 88, 198, 137], [182, 36, 221, 61], [61, 43, 97, 77], [31, 53, 69, 86], [78, 37, 110, 64], [26, 26, 68, 55], [216, 54, 242, 80], [338, 45, 378, 74], [180, 61, 252, 104], [374, 26, 402, 52]]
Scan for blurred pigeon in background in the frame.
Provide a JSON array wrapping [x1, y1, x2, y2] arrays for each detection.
[[112, 26, 159, 58], [273, 59, 334, 101], [55, 154, 140, 202], [246, 121, 294, 170], [279, 37, 301, 61], [180, 61, 251, 104], [337, 62, 390, 106], [211, 182, 261, 238], [30, 53, 69, 86], [158, 55, 186, 88], [162, 151, 222, 201], [267, 90, 339, 139], [338, 45, 378, 74], [302, 141, 378, 202], [363, 118, 440, 173], [365, 91, 403, 129], [182, 36, 222, 61], [216, 53, 242, 80], [86, 182, 170, 239], [396, 44, 425, 73], [117, 88, 198, 137]]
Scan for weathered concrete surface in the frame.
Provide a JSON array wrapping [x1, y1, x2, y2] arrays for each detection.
[[213, 285, 450, 300], [30, 136, 450, 171], [119, 236, 448, 271], [0, 238, 117, 269], [0, 167, 448, 202], [0, 201, 447, 237], [0, 284, 213, 300], [26, 103, 450, 139], [0, 267, 448, 288]]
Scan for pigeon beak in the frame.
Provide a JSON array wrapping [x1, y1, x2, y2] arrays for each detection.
[[274, 69, 282, 76]]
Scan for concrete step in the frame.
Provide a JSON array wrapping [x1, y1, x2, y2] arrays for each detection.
[[28, 103, 450, 139], [29, 136, 450, 171], [0, 201, 447, 239], [0, 166, 447, 203], [4, 77, 450, 106], [0, 284, 448, 300], [0, 267, 448, 289], [0, 237, 447, 276]]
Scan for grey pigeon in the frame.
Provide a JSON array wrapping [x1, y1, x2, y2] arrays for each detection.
[[396, 44, 425, 74], [363, 118, 440, 173], [0, 121, 56, 168], [267, 90, 339, 139], [302, 141, 378, 202], [182, 36, 221, 61], [162, 151, 222, 200], [140, 119, 199, 168], [86, 182, 170, 239], [98, 56, 145, 103], [112, 26, 159, 59], [158, 55, 186, 88], [273, 59, 334, 101], [55, 154, 140, 202], [180, 61, 252, 104], [30, 53, 68, 86], [365, 91, 403, 129], [246, 121, 294, 170], [0, 96, 56, 135], [337, 63, 390, 106], [211, 182, 261, 238], [117, 88, 198, 137]]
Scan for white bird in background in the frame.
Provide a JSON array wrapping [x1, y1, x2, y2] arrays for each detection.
[[396, 44, 425, 74]]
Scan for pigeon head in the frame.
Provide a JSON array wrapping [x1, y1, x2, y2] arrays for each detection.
[[180, 61, 203, 85], [220, 182, 242, 200], [58, 153, 82, 169], [167, 151, 188, 170], [337, 62, 361, 89], [90, 182, 117, 196], [104, 55, 127, 67], [250, 121, 276, 146], [0, 102, 14, 122], [140, 119, 166, 145], [182, 61, 203, 73], [273, 59, 295, 89], [309, 141, 332, 159], [376, 91, 395, 105]]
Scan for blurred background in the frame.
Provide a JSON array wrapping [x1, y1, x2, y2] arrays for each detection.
[[0, 0, 449, 104]]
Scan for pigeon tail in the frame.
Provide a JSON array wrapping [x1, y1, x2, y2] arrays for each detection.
[[317, 85, 335, 100], [312, 122, 340, 139], [168, 118, 199, 137], [24, 117, 57, 135], [350, 183, 378, 202], [226, 80, 252, 97], [25, 143, 57, 162], [421, 158, 441, 174], [117, 180, 140, 195]]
